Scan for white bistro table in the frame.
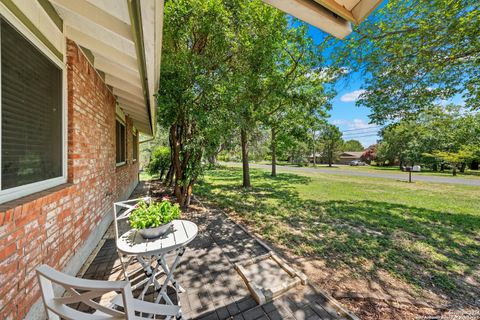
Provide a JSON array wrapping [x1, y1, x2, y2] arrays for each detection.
[[116, 220, 198, 315]]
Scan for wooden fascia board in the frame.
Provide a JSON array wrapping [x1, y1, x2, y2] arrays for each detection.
[[263, 0, 352, 39], [127, 0, 153, 134], [312, 0, 357, 23]]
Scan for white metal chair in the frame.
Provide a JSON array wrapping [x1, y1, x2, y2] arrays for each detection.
[[36, 264, 181, 320]]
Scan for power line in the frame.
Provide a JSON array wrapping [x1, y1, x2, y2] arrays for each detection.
[[341, 126, 382, 133], [342, 133, 379, 138], [343, 130, 380, 137]]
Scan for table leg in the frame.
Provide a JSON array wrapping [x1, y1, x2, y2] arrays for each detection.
[[155, 247, 185, 305], [137, 255, 162, 300], [158, 255, 185, 293]]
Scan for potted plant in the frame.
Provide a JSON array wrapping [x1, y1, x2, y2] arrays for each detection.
[[128, 200, 181, 239]]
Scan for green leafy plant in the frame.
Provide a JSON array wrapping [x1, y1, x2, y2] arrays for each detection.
[[128, 200, 180, 230]]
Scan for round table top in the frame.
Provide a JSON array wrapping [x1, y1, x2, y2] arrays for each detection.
[[116, 220, 198, 256]]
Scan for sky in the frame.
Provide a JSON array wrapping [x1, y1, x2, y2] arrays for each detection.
[[306, 24, 381, 148]]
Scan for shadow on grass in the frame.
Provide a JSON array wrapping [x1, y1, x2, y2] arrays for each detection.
[[196, 167, 480, 305]]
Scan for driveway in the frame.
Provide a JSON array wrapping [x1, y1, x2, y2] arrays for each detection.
[[224, 162, 480, 187]]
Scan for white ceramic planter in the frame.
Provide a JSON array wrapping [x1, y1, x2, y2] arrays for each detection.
[[138, 222, 173, 239]]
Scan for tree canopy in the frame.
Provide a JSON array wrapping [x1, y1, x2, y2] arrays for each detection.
[[330, 0, 480, 123]]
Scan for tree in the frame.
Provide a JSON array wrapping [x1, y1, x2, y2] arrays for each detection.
[[429, 149, 476, 176], [319, 124, 343, 167], [158, 0, 236, 207], [226, 5, 334, 184], [376, 105, 480, 171], [343, 140, 364, 152], [361, 144, 377, 164], [329, 0, 480, 123]]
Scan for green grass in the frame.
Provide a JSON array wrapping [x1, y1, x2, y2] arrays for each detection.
[[250, 160, 480, 179], [196, 166, 480, 299], [139, 171, 158, 181]]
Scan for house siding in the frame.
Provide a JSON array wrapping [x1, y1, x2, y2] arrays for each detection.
[[0, 39, 139, 320]]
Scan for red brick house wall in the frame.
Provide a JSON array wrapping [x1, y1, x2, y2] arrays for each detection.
[[0, 39, 139, 319]]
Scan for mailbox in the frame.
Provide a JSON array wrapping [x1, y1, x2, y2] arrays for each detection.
[[412, 165, 421, 172]]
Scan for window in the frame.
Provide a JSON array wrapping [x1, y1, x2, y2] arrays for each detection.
[[132, 131, 138, 161], [0, 17, 64, 202], [116, 119, 126, 165]]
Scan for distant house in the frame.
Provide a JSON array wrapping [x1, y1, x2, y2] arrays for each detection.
[[338, 151, 364, 164], [308, 153, 322, 163]]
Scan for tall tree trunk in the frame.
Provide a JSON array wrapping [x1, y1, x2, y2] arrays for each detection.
[[165, 133, 175, 186], [241, 128, 251, 188], [312, 133, 316, 167], [452, 165, 457, 176], [271, 127, 277, 177], [460, 162, 466, 173]]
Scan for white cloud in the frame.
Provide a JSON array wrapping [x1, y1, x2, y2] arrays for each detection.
[[340, 89, 366, 102]]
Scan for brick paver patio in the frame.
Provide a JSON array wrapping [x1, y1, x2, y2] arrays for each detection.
[[77, 181, 356, 320]]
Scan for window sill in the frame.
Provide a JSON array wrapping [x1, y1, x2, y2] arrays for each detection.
[[116, 161, 126, 167], [0, 182, 72, 212]]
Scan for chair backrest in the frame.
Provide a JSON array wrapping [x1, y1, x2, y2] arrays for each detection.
[[36, 264, 136, 320], [113, 197, 151, 241]]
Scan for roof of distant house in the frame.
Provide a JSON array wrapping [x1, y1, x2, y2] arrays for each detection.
[[339, 151, 364, 158]]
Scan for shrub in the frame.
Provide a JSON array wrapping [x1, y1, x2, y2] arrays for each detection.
[[147, 146, 170, 178], [128, 200, 180, 230]]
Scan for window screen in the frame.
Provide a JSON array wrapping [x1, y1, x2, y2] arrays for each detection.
[[1, 18, 62, 190], [116, 120, 126, 163]]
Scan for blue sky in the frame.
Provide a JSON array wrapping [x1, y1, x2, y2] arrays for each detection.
[[306, 25, 380, 148], [300, 4, 466, 149]]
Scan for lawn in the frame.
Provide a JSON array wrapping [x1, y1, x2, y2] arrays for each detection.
[[196, 165, 480, 306], [251, 161, 480, 179]]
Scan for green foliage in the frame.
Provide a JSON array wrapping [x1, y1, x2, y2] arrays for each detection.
[[429, 150, 475, 166], [147, 146, 170, 177], [318, 124, 343, 166], [376, 106, 480, 171], [330, 0, 480, 122], [159, 0, 334, 197], [343, 140, 364, 152], [128, 200, 181, 230], [159, 0, 240, 205]]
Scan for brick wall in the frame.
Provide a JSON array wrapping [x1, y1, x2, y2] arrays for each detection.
[[0, 39, 139, 319]]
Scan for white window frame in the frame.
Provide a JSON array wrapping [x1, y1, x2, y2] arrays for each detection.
[[115, 118, 126, 167], [0, 8, 67, 204], [132, 128, 138, 162]]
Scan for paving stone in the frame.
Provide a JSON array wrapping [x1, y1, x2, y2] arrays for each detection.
[[236, 297, 258, 312], [74, 182, 345, 320], [215, 306, 230, 320], [242, 306, 265, 319], [198, 310, 219, 320], [226, 299, 241, 316], [232, 314, 245, 320]]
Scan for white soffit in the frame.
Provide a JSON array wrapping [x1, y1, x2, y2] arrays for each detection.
[[49, 0, 154, 135]]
